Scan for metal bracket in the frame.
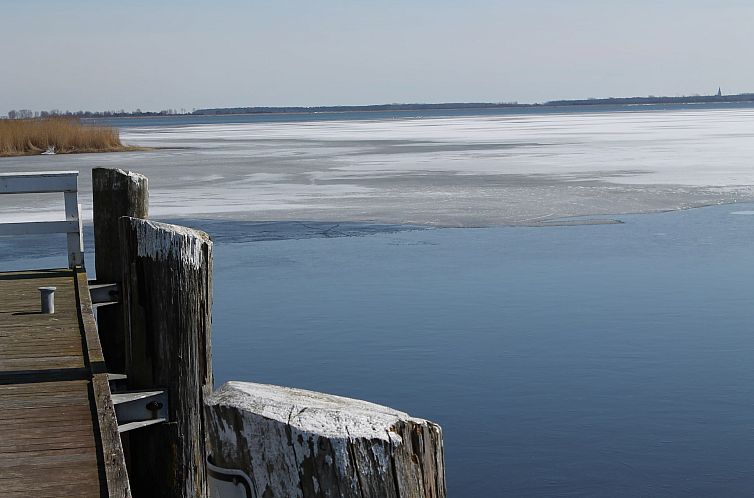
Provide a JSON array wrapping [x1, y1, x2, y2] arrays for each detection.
[[88, 281, 120, 306], [107, 373, 128, 393], [207, 455, 255, 498], [112, 389, 168, 433]]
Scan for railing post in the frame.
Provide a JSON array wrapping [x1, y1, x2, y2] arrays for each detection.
[[63, 188, 83, 268], [92, 168, 148, 373], [0, 171, 84, 268], [120, 217, 213, 498]]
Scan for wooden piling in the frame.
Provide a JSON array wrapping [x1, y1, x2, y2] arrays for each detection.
[[120, 217, 213, 498], [92, 168, 148, 373], [205, 382, 446, 498]]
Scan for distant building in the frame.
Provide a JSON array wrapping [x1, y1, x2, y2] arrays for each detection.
[[717, 87, 723, 97]]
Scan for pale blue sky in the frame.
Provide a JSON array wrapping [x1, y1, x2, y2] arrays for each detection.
[[3, 0, 753, 112]]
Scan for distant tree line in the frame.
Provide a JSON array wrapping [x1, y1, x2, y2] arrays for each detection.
[[193, 102, 525, 115], [4, 108, 193, 119], [192, 93, 754, 115], [7, 93, 754, 120], [544, 93, 754, 106]]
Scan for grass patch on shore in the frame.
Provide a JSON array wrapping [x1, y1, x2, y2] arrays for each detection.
[[0, 117, 138, 156]]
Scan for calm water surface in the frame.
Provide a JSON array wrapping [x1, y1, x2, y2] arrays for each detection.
[[3, 204, 753, 496], [207, 204, 754, 497]]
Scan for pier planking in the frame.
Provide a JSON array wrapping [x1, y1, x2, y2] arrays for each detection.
[[0, 269, 129, 497]]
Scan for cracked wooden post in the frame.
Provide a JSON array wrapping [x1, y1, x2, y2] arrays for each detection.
[[120, 217, 213, 498], [92, 167, 148, 373], [205, 382, 446, 498]]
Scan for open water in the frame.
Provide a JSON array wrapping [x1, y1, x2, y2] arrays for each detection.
[[3, 204, 754, 496]]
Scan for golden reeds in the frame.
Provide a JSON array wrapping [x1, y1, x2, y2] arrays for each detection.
[[0, 117, 132, 156]]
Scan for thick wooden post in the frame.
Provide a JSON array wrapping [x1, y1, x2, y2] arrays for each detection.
[[92, 168, 148, 373], [205, 382, 446, 498], [120, 217, 213, 498]]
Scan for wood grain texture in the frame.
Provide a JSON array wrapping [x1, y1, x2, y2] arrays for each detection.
[[0, 270, 84, 373], [0, 269, 131, 497], [0, 171, 78, 194], [92, 167, 148, 374], [0, 283, 101, 498], [120, 217, 212, 498], [92, 168, 149, 283], [75, 269, 131, 498], [206, 382, 446, 498]]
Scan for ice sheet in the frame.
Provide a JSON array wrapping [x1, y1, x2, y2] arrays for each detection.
[[1, 108, 753, 226]]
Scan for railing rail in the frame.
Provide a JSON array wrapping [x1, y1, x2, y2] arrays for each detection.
[[0, 171, 84, 268]]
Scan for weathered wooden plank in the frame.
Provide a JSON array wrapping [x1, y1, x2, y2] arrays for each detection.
[[2, 485, 102, 498], [0, 410, 93, 428], [74, 269, 132, 498], [0, 427, 96, 441], [0, 269, 131, 497], [75, 270, 107, 371], [0, 272, 79, 331], [0, 356, 85, 371], [206, 382, 447, 498], [0, 429, 93, 441], [0, 442, 96, 454], [0, 389, 90, 403], [0, 479, 104, 495], [1, 483, 102, 498], [0, 420, 93, 432], [0, 481, 104, 495], [0, 329, 82, 339], [0, 384, 89, 398], [0, 465, 102, 481], [0, 348, 83, 359], [121, 217, 212, 498], [0, 445, 99, 466], [0, 337, 84, 347], [0, 391, 90, 404], [0, 267, 88, 378], [0, 341, 82, 351], [0, 473, 102, 491], [0, 396, 90, 410], [0, 171, 78, 194], [0, 336, 81, 347], [0, 339, 82, 350], [0, 432, 95, 444], [0, 380, 89, 393], [91, 372, 131, 498], [92, 167, 148, 374], [0, 220, 80, 236]]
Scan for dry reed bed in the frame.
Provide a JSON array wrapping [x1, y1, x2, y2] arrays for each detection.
[[0, 118, 133, 156]]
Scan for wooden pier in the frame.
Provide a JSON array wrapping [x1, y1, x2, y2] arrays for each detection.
[[0, 268, 127, 497], [0, 168, 445, 498], [0, 171, 128, 497]]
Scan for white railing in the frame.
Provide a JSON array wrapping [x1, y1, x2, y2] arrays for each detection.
[[0, 171, 84, 268]]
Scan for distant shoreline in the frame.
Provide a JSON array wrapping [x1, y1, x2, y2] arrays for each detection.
[[193, 93, 754, 117], [79, 99, 754, 126], [10, 93, 754, 121]]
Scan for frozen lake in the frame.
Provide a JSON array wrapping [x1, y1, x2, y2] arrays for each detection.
[[2, 106, 754, 496], [2, 106, 754, 225]]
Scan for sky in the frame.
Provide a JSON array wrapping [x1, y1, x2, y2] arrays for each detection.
[[2, 0, 754, 112]]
